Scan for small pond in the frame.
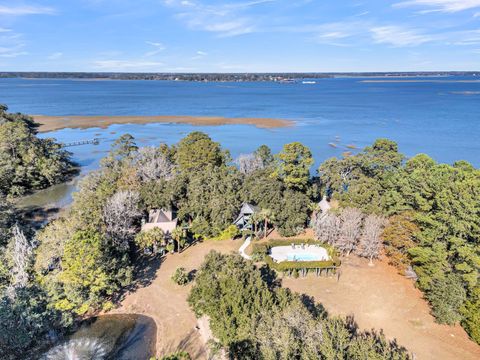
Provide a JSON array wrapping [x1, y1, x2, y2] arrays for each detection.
[[41, 314, 156, 360]]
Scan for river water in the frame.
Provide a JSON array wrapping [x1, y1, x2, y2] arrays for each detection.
[[2, 76, 479, 208]]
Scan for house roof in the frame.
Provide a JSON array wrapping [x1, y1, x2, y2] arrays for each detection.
[[240, 202, 259, 215], [233, 203, 260, 225], [148, 209, 175, 223]]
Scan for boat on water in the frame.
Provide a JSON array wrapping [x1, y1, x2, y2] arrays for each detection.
[[302, 80, 316, 84]]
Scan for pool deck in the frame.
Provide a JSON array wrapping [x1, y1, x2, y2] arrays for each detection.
[[270, 245, 330, 263]]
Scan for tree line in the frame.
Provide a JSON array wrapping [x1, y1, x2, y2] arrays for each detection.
[[319, 139, 480, 343], [0, 107, 479, 356]]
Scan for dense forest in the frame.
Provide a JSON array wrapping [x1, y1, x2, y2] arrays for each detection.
[[0, 108, 479, 358], [0, 105, 76, 197]]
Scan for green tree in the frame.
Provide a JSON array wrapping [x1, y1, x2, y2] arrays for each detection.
[[175, 132, 227, 172], [275, 142, 314, 191], [188, 251, 276, 348], [254, 144, 274, 167], [276, 190, 311, 237], [0, 105, 75, 197], [171, 267, 190, 286], [58, 230, 111, 312], [0, 285, 68, 360], [135, 227, 165, 253], [426, 273, 467, 325]]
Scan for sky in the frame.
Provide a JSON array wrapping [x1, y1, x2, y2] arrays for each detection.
[[0, 0, 479, 72]]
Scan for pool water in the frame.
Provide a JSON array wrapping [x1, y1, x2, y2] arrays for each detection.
[[287, 253, 321, 261]]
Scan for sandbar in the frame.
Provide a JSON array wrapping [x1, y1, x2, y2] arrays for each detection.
[[34, 115, 294, 133]]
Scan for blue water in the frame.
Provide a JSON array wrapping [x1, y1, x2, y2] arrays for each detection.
[[287, 253, 320, 261], [1, 76, 479, 170]]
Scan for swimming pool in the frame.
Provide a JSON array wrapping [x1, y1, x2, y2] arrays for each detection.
[[270, 245, 330, 263], [287, 253, 320, 261]]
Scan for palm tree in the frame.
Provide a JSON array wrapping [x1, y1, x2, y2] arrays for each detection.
[[172, 227, 186, 251], [259, 209, 274, 239], [248, 212, 262, 238]]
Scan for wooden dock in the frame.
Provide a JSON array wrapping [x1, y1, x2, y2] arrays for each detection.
[[62, 138, 100, 147]]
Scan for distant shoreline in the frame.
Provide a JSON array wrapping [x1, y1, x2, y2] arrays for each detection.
[[34, 115, 294, 132], [1, 71, 478, 83], [360, 79, 480, 83]]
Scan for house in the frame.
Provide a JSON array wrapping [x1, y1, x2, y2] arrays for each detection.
[[142, 209, 178, 235], [233, 203, 260, 230]]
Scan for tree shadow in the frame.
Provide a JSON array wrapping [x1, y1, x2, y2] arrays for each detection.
[[161, 329, 207, 360], [18, 205, 61, 230], [188, 269, 197, 282], [259, 264, 282, 289], [114, 254, 164, 304]]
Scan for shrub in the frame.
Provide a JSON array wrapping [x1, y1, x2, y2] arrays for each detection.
[[166, 242, 175, 253], [134, 227, 165, 252], [211, 225, 240, 241], [171, 267, 190, 286]]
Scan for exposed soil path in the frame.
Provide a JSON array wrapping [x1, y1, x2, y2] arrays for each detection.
[[113, 235, 480, 360], [283, 255, 480, 360], [112, 240, 241, 359]]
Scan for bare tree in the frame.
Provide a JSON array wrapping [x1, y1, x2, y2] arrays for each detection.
[[312, 212, 340, 245], [7, 224, 33, 298], [358, 214, 387, 265], [236, 153, 264, 175], [336, 208, 363, 255], [103, 190, 142, 250], [135, 146, 175, 181]]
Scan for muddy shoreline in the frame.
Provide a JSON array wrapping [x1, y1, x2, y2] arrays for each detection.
[[34, 115, 294, 132]]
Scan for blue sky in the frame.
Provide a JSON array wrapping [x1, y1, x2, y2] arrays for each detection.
[[0, 0, 479, 72]]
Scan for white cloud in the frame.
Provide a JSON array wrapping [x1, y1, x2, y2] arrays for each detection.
[[191, 50, 207, 59], [0, 5, 56, 16], [370, 26, 432, 46], [0, 28, 12, 32], [0, 31, 27, 58], [164, 0, 274, 37], [449, 29, 480, 45], [144, 41, 165, 57], [93, 60, 164, 71], [393, 0, 480, 13], [47, 52, 63, 60], [0, 46, 27, 58]]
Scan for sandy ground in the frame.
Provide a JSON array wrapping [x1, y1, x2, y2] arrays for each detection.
[[112, 240, 242, 359], [33, 115, 293, 132], [282, 255, 480, 360], [113, 235, 480, 360]]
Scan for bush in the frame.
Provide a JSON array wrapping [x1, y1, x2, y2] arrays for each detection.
[[211, 225, 239, 241], [152, 350, 191, 360], [166, 242, 175, 253], [134, 227, 165, 252], [426, 274, 466, 325], [171, 267, 190, 286]]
